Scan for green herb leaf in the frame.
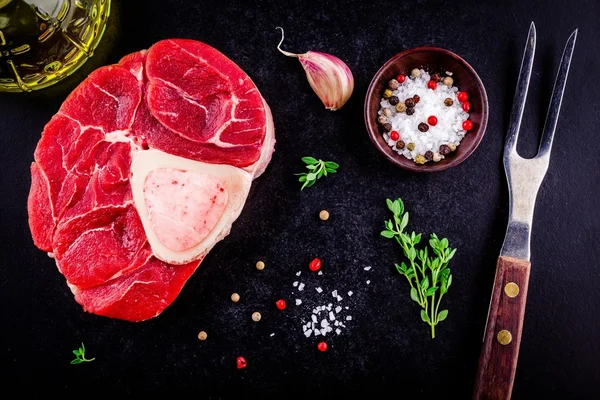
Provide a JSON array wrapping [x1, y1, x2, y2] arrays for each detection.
[[421, 276, 429, 291], [302, 156, 318, 165], [70, 342, 94, 365], [306, 164, 317, 170], [420, 310, 429, 323], [400, 212, 409, 231], [386, 199, 394, 212], [410, 287, 419, 302], [425, 286, 438, 296], [381, 230, 395, 238], [324, 161, 339, 169], [298, 175, 307, 182], [437, 310, 449, 322], [325, 168, 337, 173]]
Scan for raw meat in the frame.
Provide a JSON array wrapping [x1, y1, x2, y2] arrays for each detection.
[[27, 39, 275, 322]]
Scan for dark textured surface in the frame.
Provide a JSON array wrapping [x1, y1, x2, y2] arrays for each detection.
[[1, 0, 599, 397]]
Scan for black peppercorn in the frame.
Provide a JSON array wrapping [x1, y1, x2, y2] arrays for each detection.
[[405, 107, 415, 116], [418, 122, 429, 132], [389, 96, 399, 105], [381, 123, 392, 132], [424, 151, 434, 161], [439, 144, 451, 155], [396, 140, 406, 149], [431, 73, 442, 82], [405, 98, 415, 108], [413, 94, 420, 104]]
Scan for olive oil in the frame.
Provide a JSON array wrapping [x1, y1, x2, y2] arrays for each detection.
[[0, 0, 110, 92]]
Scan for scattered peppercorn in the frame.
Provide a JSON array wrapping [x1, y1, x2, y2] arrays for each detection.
[[439, 145, 451, 155], [381, 123, 392, 132], [256, 261, 265, 270], [396, 140, 405, 149], [457, 91, 469, 102], [236, 356, 247, 369], [388, 79, 400, 90], [383, 89, 393, 99], [433, 152, 443, 162], [407, 142, 416, 151], [252, 312, 261, 322], [198, 331, 208, 341], [405, 107, 415, 116], [415, 154, 426, 164], [231, 293, 240, 302], [462, 120, 474, 131], [427, 115, 438, 126], [404, 98, 415, 108], [462, 101, 471, 113], [377, 115, 388, 124], [424, 151, 434, 161], [427, 80, 437, 90], [319, 210, 329, 220], [383, 107, 392, 117], [275, 299, 287, 310], [448, 143, 457, 152], [413, 94, 420, 104], [390, 130, 400, 141], [411, 68, 421, 78], [443, 76, 454, 86], [395, 102, 406, 113], [418, 122, 429, 132], [309, 258, 322, 271], [317, 342, 328, 352], [431, 73, 442, 82], [396, 74, 406, 83], [388, 96, 399, 105], [444, 98, 454, 107]]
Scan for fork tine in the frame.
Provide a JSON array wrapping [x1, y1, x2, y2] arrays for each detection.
[[536, 29, 578, 159], [504, 22, 536, 158]]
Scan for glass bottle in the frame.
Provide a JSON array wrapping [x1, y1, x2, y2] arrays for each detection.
[[0, 0, 111, 93]]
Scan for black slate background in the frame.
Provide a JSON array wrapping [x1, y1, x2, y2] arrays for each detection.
[[1, 0, 599, 398]]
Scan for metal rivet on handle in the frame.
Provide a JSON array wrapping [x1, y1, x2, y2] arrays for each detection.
[[497, 330, 513, 345], [504, 282, 520, 298]]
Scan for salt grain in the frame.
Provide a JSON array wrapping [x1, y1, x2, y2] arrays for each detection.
[[296, 299, 302, 305], [332, 290, 338, 298], [298, 283, 305, 291], [366, 280, 370, 285], [296, 271, 301, 276], [329, 311, 335, 321], [336, 328, 342, 335], [316, 287, 323, 293], [305, 330, 312, 337], [335, 306, 342, 313], [347, 291, 353, 297], [346, 316, 352, 321], [364, 266, 371, 271], [293, 281, 298, 287], [270, 333, 275, 337], [318, 271, 323, 275], [337, 295, 342, 301]]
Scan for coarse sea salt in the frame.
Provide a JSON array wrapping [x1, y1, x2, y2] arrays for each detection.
[[296, 299, 302, 305], [378, 69, 470, 162], [298, 283, 305, 291]]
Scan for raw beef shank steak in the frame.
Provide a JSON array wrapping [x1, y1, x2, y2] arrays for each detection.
[[27, 39, 275, 322]]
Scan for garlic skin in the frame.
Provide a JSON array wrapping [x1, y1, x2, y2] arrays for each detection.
[[276, 27, 354, 111]]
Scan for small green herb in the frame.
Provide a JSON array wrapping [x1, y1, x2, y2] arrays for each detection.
[[295, 157, 339, 190], [381, 198, 456, 338], [71, 342, 95, 365]]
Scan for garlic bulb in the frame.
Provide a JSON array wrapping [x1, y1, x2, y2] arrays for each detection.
[[276, 27, 354, 111]]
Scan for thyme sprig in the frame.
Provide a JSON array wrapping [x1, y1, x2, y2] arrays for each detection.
[[70, 343, 95, 365], [295, 157, 339, 190]]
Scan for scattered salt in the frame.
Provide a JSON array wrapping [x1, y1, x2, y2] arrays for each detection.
[[332, 290, 338, 298], [346, 316, 352, 321], [335, 306, 342, 313], [316, 287, 323, 293], [337, 295, 342, 301], [293, 281, 298, 287], [296, 299, 302, 305], [298, 283, 305, 291], [314, 329, 321, 336], [364, 266, 371, 271], [296, 271, 301, 276], [312, 315, 318, 323], [336, 328, 342, 335], [321, 319, 329, 328], [366, 280, 370, 285], [347, 291, 353, 297], [305, 330, 312, 337], [318, 271, 323, 275], [329, 311, 335, 321], [270, 333, 275, 337]]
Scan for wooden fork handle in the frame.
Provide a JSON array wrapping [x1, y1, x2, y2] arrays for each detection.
[[473, 256, 531, 400]]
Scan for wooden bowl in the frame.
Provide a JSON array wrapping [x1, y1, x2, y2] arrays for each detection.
[[364, 47, 489, 172]]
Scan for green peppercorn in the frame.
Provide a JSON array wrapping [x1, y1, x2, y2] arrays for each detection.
[[444, 98, 454, 107], [433, 152, 443, 162], [439, 144, 451, 155], [407, 142, 416, 151], [448, 143, 457, 152], [396, 140, 406, 149], [415, 155, 426, 164], [383, 89, 393, 99], [388, 96, 399, 106], [395, 102, 406, 113], [405, 98, 415, 108], [443, 77, 454, 87], [383, 107, 393, 117], [424, 151, 434, 161], [406, 107, 415, 116], [418, 122, 429, 132], [388, 79, 400, 90], [411, 68, 421, 78], [377, 115, 388, 124]]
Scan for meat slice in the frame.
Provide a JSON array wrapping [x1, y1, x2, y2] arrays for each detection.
[[27, 39, 275, 321]]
